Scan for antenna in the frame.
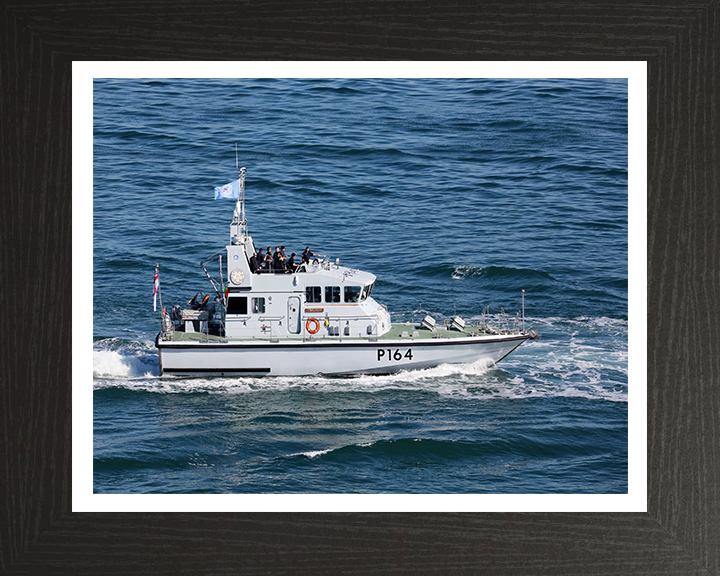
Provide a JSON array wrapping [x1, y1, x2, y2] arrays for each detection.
[[235, 142, 239, 171]]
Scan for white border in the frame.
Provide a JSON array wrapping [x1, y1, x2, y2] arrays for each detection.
[[74, 61, 647, 512]]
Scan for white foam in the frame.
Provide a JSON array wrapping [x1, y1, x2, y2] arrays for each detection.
[[91, 315, 627, 402], [92, 352, 627, 402], [299, 448, 333, 459], [575, 316, 628, 327], [291, 439, 379, 460], [93, 349, 159, 378]]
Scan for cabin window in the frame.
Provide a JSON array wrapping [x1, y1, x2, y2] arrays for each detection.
[[252, 297, 265, 314], [344, 286, 362, 303], [227, 296, 248, 315], [365, 282, 374, 299], [325, 286, 341, 303], [306, 286, 322, 303], [360, 285, 369, 301], [305, 286, 322, 302]]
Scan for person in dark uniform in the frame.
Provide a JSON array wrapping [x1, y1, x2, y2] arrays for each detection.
[[286, 252, 297, 273], [273, 248, 284, 272], [249, 251, 259, 273], [301, 246, 320, 264], [255, 249, 265, 272]]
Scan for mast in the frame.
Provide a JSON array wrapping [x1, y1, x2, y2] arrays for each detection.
[[224, 148, 253, 295], [230, 158, 247, 245]]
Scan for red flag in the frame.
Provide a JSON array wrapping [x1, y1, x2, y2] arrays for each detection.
[[153, 267, 160, 311]]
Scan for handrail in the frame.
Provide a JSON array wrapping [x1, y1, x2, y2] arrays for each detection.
[[301, 315, 371, 322], [252, 255, 348, 275], [300, 314, 379, 340], [257, 316, 285, 341]]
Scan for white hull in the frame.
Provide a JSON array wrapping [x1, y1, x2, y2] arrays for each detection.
[[156, 333, 529, 377]]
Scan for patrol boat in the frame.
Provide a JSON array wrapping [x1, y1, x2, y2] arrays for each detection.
[[155, 167, 538, 377]]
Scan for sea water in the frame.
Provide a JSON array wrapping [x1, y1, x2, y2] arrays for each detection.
[[93, 77, 628, 494]]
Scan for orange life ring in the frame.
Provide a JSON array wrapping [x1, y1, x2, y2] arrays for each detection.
[[306, 318, 320, 334]]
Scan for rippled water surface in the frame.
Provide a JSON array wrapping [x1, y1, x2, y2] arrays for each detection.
[[93, 77, 628, 494]]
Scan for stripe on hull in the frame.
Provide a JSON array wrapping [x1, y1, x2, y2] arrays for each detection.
[[163, 367, 271, 374]]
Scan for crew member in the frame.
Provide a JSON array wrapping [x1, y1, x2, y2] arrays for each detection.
[[286, 252, 297, 273], [249, 251, 260, 273], [302, 246, 320, 264]]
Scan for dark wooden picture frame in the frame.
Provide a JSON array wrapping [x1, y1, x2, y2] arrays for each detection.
[[1, 2, 717, 574]]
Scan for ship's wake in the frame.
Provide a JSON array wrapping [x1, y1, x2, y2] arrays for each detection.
[[92, 316, 627, 403]]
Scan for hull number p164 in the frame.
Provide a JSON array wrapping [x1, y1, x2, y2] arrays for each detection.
[[378, 348, 413, 362]]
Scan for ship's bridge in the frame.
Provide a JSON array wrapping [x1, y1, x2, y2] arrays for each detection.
[[221, 235, 389, 340]]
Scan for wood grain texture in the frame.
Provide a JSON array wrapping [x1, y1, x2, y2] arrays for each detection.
[[1, 1, 717, 573]]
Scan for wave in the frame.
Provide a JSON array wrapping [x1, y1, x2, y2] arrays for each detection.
[[451, 265, 554, 282], [547, 162, 627, 177], [286, 432, 622, 464], [528, 315, 627, 328], [93, 351, 626, 403], [289, 438, 490, 461], [92, 313, 627, 403], [93, 358, 496, 393], [487, 119, 527, 129], [94, 454, 184, 473], [93, 338, 158, 379], [409, 264, 554, 283], [308, 85, 362, 95]]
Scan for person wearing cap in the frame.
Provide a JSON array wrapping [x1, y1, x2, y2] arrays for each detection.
[[301, 246, 320, 264], [286, 252, 297, 273]]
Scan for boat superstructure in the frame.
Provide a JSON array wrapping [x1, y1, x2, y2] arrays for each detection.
[[155, 167, 538, 376]]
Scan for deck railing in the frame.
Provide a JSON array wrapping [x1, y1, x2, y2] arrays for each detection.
[[252, 255, 329, 275]]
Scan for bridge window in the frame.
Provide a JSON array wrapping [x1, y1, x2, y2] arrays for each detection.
[[252, 297, 265, 314], [325, 286, 341, 303], [344, 286, 362, 303], [365, 282, 374, 300], [305, 286, 322, 303]]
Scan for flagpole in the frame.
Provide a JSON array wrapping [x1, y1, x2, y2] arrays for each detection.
[[235, 143, 242, 233], [155, 263, 163, 313]]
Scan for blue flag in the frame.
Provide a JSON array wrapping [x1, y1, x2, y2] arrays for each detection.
[[214, 179, 240, 200]]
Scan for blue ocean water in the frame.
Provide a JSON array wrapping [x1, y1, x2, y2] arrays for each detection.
[[93, 77, 628, 494]]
